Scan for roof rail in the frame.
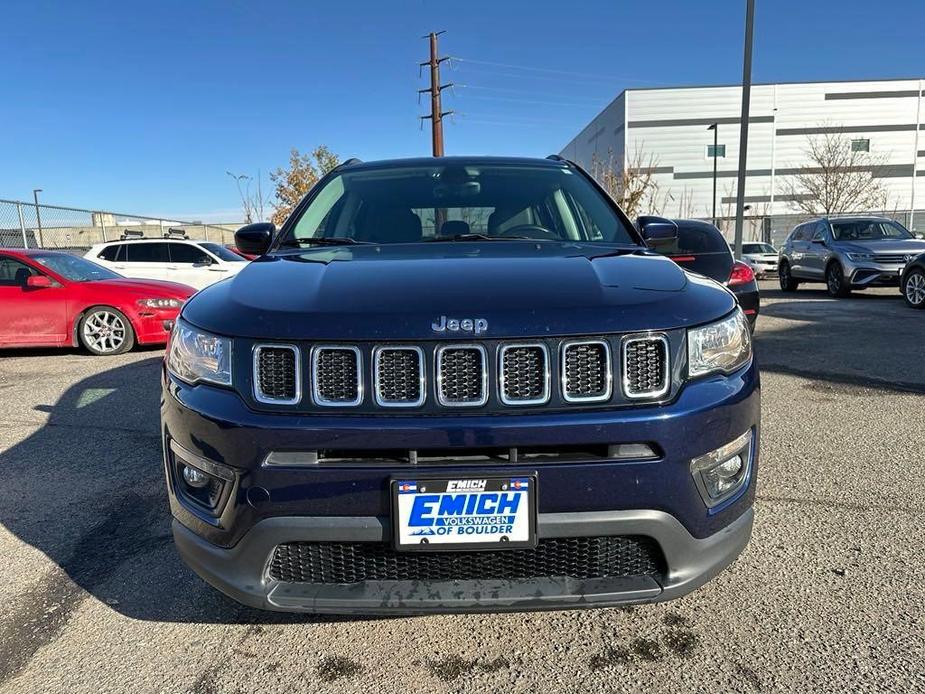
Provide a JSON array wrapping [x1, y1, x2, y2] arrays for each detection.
[[335, 157, 362, 170]]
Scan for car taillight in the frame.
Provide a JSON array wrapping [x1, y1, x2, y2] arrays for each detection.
[[727, 261, 755, 286]]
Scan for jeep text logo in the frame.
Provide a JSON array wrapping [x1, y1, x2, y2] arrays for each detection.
[[432, 315, 488, 335]]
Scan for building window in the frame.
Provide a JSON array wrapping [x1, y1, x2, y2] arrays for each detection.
[[707, 144, 726, 158], [851, 138, 870, 152]]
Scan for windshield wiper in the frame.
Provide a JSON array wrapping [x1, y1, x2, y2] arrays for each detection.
[[428, 233, 536, 242], [278, 237, 372, 247]]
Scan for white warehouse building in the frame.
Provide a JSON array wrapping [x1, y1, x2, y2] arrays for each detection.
[[559, 78, 924, 243]]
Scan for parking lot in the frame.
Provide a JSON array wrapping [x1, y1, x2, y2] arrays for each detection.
[[0, 280, 922, 693]]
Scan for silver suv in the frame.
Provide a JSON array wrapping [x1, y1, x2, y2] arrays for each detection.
[[778, 216, 925, 298]]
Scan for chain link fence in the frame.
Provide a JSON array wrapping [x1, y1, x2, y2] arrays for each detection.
[[0, 199, 240, 252]]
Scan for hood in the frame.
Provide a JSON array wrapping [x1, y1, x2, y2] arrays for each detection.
[[182, 243, 736, 340], [834, 239, 925, 255], [91, 278, 196, 298]]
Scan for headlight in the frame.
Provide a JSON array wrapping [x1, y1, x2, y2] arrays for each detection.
[[166, 319, 232, 386], [846, 252, 875, 262], [138, 297, 184, 309], [687, 309, 751, 378]]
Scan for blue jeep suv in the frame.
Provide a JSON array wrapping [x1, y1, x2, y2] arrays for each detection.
[[161, 156, 759, 614]]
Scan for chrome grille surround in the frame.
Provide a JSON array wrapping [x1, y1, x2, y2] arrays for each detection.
[[560, 340, 612, 403], [498, 343, 550, 406], [621, 334, 670, 399], [253, 344, 301, 405], [373, 346, 425, 408], [311, 345, 363, 407], [435, 344, 488, 407]]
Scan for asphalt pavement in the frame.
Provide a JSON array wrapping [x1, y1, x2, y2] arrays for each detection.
[[0, 280, 923, 693]]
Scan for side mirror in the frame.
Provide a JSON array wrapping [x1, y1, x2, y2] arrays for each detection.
[[235, 222, 276, 256], [26, 275, 54, 289], [636, 216, 678, 246]]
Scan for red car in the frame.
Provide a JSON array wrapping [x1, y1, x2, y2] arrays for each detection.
[[0, 249, 195, 355]]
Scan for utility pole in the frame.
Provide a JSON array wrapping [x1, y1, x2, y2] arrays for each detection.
[[708, 123, 719, 227], [732, 0, 755, 260], [419, 31, 453, 157]]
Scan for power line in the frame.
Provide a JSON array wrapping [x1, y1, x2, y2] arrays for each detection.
[[457, 84, 609, 102], [459, 93, 609, 108], [451, 56, 656, 84]]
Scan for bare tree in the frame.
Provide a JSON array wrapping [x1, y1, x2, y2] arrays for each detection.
[[782, 131, 889, 215], [270, 146, 340, 226], [227, 170, 270, 224], [590, 144, 664, 220]]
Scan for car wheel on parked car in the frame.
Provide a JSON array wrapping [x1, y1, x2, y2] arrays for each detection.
[[778, 261, 799, 292], [903, 268, 925, 309], [79, 306, 135, 355], [825, 262, 851, 298]]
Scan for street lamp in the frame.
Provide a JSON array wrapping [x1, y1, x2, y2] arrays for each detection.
[[32, 189, 44, 248], [707, 124, 718, 226]]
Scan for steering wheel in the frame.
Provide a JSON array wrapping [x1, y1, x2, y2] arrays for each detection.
[[497, 224, 561, 240]]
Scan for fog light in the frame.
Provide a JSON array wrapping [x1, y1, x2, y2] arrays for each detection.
[[182, 465, 210, 488], [691, 430, 752, 509]]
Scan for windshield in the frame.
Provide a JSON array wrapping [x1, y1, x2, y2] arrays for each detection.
[[743, 243, 776, 254], [200, 242, 247, 262], [33, 254, 122, 281], [282, 162, 638, 246], [831, 220, 912, 241]]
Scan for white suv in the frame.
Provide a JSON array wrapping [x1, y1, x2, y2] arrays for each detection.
[[86, 238, 248, 290]]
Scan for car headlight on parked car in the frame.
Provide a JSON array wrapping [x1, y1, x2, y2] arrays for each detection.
[[846, 252, 875, 262], [166, 319, 232, 386], [138, 297, 184, 309], [687, 308, 751, 378]]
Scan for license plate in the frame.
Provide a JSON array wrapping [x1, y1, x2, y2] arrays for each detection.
[[392, 475, 537, 551]]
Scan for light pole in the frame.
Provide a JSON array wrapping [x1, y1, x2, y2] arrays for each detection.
[[32, 189, 44, 248], [732, 0, 756, 260], [708, 123, 718, 226]]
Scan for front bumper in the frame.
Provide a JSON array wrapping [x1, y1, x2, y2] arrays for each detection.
[[173, 505, 754, 614], [845, 262, 905, 288]]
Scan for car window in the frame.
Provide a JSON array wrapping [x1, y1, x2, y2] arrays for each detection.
[[0, 256, 38, 286], [669, 223, 730, 255], [199, 243, 246, 262], [97, 245, 120, 261], [811, 223, 827, 241], [168, 243, 210, 264], [125, 242, 169, 263], [830, 219, 913, 241]]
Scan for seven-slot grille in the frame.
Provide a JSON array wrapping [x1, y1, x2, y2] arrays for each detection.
[[268, 536, 665, 584], [374, 347, 424, 407], [561, 340, 611, 402], [623, 336, 669, 398], [436, 345, 488, 406], [500, 344, 549, 405], [312, 347, 362, 406], [253, 345, 300, 404]]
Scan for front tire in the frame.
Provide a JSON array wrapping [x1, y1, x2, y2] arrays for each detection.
[[825, 262, 851, 298], [778, 261, 799, 292], [79, 306, 135, 355], [903, 268, 925, 309]]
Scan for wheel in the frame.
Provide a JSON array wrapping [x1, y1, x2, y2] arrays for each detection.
[[78, 306, 135, 355], [825, 262, 851, 298], [903, 268, 925, 309], [778, 261, 799, 292]]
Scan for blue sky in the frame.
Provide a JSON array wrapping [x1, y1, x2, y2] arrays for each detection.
[[2, 0, 922, 221]]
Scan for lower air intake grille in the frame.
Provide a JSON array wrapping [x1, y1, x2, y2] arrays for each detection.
[[313, 347, 361, 406], [437, 346, 487, 406], [562, 341, 611, 402], [623, 336, 669, 398], [268, 536, 665, 584], [374, 347, 424, 406], [254, 346, 299, 403], [500, 344, 548, 404]]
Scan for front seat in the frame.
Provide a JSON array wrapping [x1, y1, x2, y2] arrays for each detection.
[[364, 208, 422, 244], [438, 220, 470, 238]]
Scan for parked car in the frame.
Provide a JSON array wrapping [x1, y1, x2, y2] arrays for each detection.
[[85, 238, 248, 290], [162, 156, 758, 614], [0, 249, 193, 354], [900, 252, 925, 309], [650, 218, 759, 330], [739, 242, 778, 278], [778, 216, 925, 298], [225, 243, 259, 260]]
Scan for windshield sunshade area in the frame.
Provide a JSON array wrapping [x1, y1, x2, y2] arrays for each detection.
[[285, 162, 638, 246], [830, 220, 912, 241]]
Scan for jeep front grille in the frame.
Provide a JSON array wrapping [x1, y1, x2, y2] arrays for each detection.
[[561, 340, 611, 402], [312, 346, 362, 406], [253, 345, 300, 404], [436, 345, 487, 406], [499, 344, 549, 405], [373, 347, 424, 407], [622, 335, 669, 399], [268, 536, 665, 584]]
